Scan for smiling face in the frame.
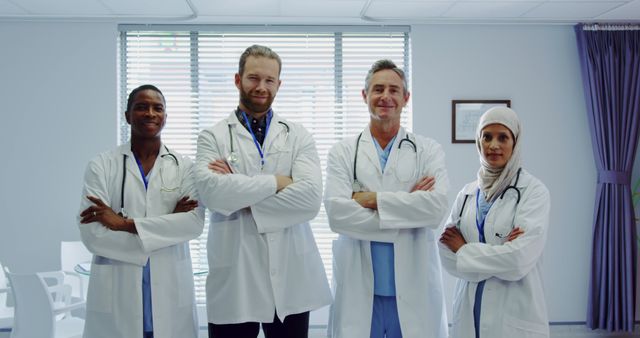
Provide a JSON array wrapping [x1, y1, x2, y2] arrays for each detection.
[[480, 123, 515, 169], [125, 89, 166, 140], [362, 69, 410, 124], [235, 55, 281, 116]]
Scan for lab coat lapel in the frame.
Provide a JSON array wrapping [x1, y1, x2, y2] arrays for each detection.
[[119, 143, 146, 188], [263, 113, 286, 154], [226, 110, 253, 143], [146, 144, 171, 189], [360, 128, 382, 175], [382, 127, 406, 181], [226, 111, 262, 174], [462, 182, 478, 196]]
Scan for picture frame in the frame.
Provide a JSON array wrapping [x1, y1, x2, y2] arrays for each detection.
[[451, 99, 511, 143]]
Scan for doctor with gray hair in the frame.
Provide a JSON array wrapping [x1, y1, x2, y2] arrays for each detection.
[[325, 59, 450, 338]]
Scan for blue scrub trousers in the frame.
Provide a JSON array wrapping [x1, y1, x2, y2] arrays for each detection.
[[370, 295, 402, 338]]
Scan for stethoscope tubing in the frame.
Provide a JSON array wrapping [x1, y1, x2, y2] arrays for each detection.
[[227, 120, 290, 163], [352, 131, 417, 183], [120, 146, 178, 213], [456, 167, 523, 237]]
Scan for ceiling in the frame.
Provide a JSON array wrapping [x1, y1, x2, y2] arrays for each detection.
[[0, 0, 639, 24]]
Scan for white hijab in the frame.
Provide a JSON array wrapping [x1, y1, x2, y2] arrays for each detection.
[[476, 106, 522, 202]]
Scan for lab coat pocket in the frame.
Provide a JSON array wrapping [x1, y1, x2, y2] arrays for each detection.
[[450, 281, 466, 324], [489, 222, 514, 244], [503, 313, 549, 337], [209, 213, 240, 268], [488, 214, 516, 244], [87, 263, 113, 313], [268, 146, 293, 176], [390, 145, 417, 183], [393, 160, 417, 184], [160, 190, 181, 209], [159, 160, 181, 190]]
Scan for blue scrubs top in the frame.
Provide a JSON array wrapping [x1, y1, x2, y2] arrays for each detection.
[[371, 135, 397, 296], [474, 189, 493, 338], [134, 157, 154, 334]]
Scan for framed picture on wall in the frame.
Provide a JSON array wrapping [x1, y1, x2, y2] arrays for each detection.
[[451, 99, 511, 143]]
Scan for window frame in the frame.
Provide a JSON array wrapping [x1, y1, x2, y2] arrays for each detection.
[[118, 25, 412, 304]]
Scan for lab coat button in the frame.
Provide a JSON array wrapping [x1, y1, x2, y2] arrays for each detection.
[[271, 269, 276, 276]]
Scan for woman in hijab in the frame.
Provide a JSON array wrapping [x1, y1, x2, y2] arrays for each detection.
[[439, 107, 550, 338]]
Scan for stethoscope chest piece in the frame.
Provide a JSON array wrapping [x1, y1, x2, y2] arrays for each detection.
[[352, 180, 365, 193], [227, 151, 239, 164]]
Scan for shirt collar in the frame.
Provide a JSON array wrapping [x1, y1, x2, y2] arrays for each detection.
[[235, 107, 272, 130]]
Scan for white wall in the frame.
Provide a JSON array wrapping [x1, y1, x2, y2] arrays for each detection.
[[0, 22, 606, 324], [411, 24, 595, 322], [0, 22, 118, 273]]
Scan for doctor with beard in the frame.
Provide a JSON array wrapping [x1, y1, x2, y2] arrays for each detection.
[[195, 45, 331, 338]]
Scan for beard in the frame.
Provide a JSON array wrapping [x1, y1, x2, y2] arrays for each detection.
[[239, 86, 274, 115]]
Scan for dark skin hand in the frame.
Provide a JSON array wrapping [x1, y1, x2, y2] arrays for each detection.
[[80, 195, 198, 234], [439, 226, 466, 253], [173, 196, 198, 213], [505, 227, 524, 242], [439, 226, 524, 253]]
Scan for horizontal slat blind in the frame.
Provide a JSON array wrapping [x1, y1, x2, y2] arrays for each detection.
[[119, 27, 411, 304]]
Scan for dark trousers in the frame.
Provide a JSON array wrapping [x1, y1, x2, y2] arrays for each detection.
[[208, 311, 310, 338]]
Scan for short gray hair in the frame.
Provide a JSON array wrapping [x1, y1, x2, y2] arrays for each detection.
[[238, 44, 282, 76], [364, 59, 408, 94]]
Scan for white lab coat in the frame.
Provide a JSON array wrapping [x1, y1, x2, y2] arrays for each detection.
[[194, 111, 332, 324], [324, 127, 450, 338], [77, 143, 205, 338], [438, 169, 550, 338]]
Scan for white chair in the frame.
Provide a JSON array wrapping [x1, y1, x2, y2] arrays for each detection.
[[6, 269, 84, 338], [37, 270, 82, 320], [0, 261, 13, 333], [60, 241, 92, 302]]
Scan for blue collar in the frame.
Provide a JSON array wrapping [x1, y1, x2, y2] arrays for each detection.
[[475, 189, 494, 243], [372, 135, 397, 173], [133, 155, 150, 190]]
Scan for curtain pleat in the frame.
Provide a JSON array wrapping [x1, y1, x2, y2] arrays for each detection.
[[576, 24, 640, 332]]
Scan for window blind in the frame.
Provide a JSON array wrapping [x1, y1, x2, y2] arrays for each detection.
[[119, 25, 412, 304]]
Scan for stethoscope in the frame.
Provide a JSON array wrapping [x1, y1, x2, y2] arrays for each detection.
[[226, 113, 290, 166], [456, 167, 522, 239], [352, 132, 418, 192], [119, 146, 179, 218]]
